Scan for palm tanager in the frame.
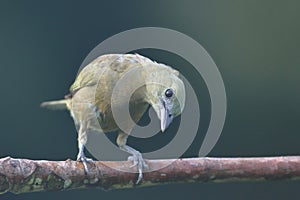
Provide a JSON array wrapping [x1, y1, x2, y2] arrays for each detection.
[[41, 54, 185, 183]]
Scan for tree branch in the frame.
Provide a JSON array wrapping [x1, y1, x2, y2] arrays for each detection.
[[0, 156, 300, 194]]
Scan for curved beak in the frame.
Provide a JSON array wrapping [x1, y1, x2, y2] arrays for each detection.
[[160, 102, 173, 132]]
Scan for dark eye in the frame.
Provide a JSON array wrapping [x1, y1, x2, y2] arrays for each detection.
[[165, 88, 173, 98]]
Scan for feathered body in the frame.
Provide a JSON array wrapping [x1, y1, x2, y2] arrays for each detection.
[[41, 53, 185, 183]]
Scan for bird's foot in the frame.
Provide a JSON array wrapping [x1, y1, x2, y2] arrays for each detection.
[[77, 153, 94, 174], [128, 153, 148, 184]]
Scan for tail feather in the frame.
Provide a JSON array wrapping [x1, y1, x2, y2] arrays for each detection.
[[40, 99, 69, 110]]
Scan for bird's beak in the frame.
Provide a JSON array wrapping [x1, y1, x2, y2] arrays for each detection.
[[160, 102, 173, 132]]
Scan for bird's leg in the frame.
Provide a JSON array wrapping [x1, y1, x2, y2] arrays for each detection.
[[76, 123, 94, 173], [117, 131, 148, 184]]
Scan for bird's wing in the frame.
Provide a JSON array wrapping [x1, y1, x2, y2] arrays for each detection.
[[70, 54, 152, 94], [70, 55, 117, 94]]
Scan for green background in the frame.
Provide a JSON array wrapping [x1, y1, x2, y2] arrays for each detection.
[[1, 0, 299, 199]]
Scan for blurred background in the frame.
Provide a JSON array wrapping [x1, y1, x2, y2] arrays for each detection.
[[0, 0, 299, 199]]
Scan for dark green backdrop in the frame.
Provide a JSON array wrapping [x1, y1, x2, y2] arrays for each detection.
[[1, 0, 299, 199]]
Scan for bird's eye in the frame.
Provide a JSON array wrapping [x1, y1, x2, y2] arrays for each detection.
[[165, 88, 173, 98]]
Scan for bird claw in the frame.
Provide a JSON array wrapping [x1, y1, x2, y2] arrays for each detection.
[[77, 154, 94, 174], [127, 154, 148, 184]]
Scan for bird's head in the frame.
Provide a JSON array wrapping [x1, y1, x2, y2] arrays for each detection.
[[145, 66, 185, 132]]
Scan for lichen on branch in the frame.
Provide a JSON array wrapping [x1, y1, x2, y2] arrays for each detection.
[[1, 156, 300, 194]]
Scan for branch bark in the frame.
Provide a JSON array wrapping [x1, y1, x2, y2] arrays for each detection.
[[1, 156, 300, 194]]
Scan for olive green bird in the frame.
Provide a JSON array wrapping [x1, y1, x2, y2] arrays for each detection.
[[41, 53, 185, 183]]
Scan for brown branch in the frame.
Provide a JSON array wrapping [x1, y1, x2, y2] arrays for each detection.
[[1, 156, 300, 194]]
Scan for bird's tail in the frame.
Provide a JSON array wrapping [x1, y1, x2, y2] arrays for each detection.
[[40, 99, 69, 110]]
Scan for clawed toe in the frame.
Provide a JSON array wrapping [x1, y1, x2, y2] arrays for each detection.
[[77, 155, 94, 173], [118, 142, 148, 184], [127, 156, 138, 167], [127, 154, 148, 184]]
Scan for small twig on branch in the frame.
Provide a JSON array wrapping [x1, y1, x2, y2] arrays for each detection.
[[0, 156, 300, 194]]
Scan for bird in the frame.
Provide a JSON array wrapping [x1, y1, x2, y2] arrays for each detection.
[[41, 53, 185, 183]]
